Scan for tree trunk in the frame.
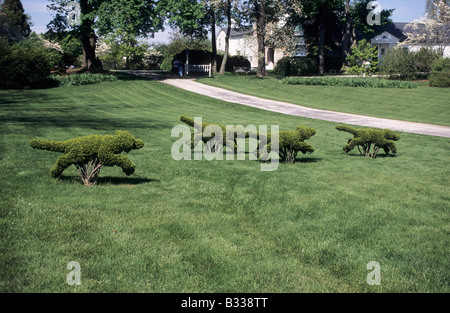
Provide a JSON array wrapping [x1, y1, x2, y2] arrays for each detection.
[[341, 0, 353, 66], [80, 0, 97, 70], [210, 7, 217, 74], [318, 14, 325, 74], [219, 0, 232, 74], [80, 32, 97, 70], [256, 0, 266, 77]]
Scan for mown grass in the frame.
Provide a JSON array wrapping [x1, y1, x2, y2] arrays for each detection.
[[0, 76, 449, 292], [282, 76, 418, 89], [197, 75, 450, 127]]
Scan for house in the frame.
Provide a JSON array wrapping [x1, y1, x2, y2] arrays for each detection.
[[216, 23, 307, 70], [371, 22, 450, 60]]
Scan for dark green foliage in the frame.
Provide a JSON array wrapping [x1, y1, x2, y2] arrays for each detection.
[[0, 0, 31, 40], [429, 57, 450, 88], [380, 48, 441, 80], [180, 115, 255, 153], [264, 126, 316, 163], [274, 57, 318, 77], [30, 130, 144, 185], [50, 73, 118, 87], [336, 125, 399, 158], [282, 77, 417, 89], [0, 38, 52, 89]]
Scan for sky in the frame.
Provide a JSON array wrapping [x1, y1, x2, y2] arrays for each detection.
[[21, 0, 429, 44]]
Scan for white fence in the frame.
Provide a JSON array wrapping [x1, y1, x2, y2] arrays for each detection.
[[185, 64, 212, 77]]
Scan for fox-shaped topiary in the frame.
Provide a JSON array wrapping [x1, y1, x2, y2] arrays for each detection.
[[30, 130, 144, 185], [336, 125, 399, 158]]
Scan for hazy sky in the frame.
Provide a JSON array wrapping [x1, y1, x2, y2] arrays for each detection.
[[21, 0, 429, 44]]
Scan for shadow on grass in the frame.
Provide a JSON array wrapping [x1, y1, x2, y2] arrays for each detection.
[[58, 175, 159, 185]]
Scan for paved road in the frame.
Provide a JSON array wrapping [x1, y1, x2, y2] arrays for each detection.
[[122, 72, 450, 138]]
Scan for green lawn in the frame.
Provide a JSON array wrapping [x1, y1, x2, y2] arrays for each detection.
[[0, 75, 449, 292], [197, 75, 450, 127]]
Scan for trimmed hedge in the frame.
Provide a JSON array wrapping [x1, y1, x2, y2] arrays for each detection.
[[264, 126, 316, 163], [30, 130, 144, 186], [180, 116, 255, 153], [282, 77, 418, 89], [50, 73, 118, 87], [336, 125, 400, 158]]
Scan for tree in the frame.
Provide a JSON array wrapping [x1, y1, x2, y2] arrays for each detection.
[[104, 29, 149, 70], [47, 0, 163, 70], [426, 0, 449, 18], [0, 0, 31, 41], [300, 0, 344, 74], [346, 39, 378, 75], [403, 0, 450, 56]]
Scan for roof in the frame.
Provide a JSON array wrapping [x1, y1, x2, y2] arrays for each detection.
[[217, 26, 253, 38]]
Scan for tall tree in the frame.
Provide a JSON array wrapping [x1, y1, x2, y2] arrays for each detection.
[[404, 0, 450, 55], [47, 0, 162, 70], [300, 0, 342, 74], [426, 0, 449, 18], [0, 0, 31, 40], [218, 0, 232, 74]]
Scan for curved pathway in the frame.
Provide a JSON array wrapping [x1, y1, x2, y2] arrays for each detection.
[[160, 78, 450, 138], [123, 72, 450, 138]]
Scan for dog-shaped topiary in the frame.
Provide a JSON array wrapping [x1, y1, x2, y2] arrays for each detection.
[[30, 130, 144, 185], [260, 126, 316, 163], [180, 115, 258, 153], [336, 125, 399, 158]]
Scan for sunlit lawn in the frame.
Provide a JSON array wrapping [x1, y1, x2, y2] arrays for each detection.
[[197, 75, 450, 127], [0, 75, 448, 292]]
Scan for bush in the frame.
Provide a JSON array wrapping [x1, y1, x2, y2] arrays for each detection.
[[281, 76, 417, 88], [180, 116, 315, 164], [261, 126, 316, 163], [0, 38, 52, 89], [380, 47, 441, 80], [30, 130, 144, 186], [274, 57, 318, 77], [429, 57, 450, 88], [50, 73, 118, 86], [160, 56, 174, 72], [336, 125, 400, 158], [346, 39, 379, 76]]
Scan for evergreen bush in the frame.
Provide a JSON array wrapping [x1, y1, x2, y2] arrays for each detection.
[[264, 126, 316, 163], [429, 57, 450, 88], [274, 57, 318, 77], [336, 125, 400, 158], [0, 38, 52, 89], [30, 130, 144, 186]]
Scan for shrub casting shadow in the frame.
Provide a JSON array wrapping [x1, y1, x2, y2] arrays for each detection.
[[58, 175, 158, 185]]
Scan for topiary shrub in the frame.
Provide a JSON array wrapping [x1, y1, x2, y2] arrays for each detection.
[[336, 125, 399, 158], [180, 116, 254, 153], [262, 126, 316, 163], [30, 130, 144, 186]]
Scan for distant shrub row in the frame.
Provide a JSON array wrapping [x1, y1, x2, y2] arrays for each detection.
[[281, 77, 418, 89], [50, 73, 118, 87]]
